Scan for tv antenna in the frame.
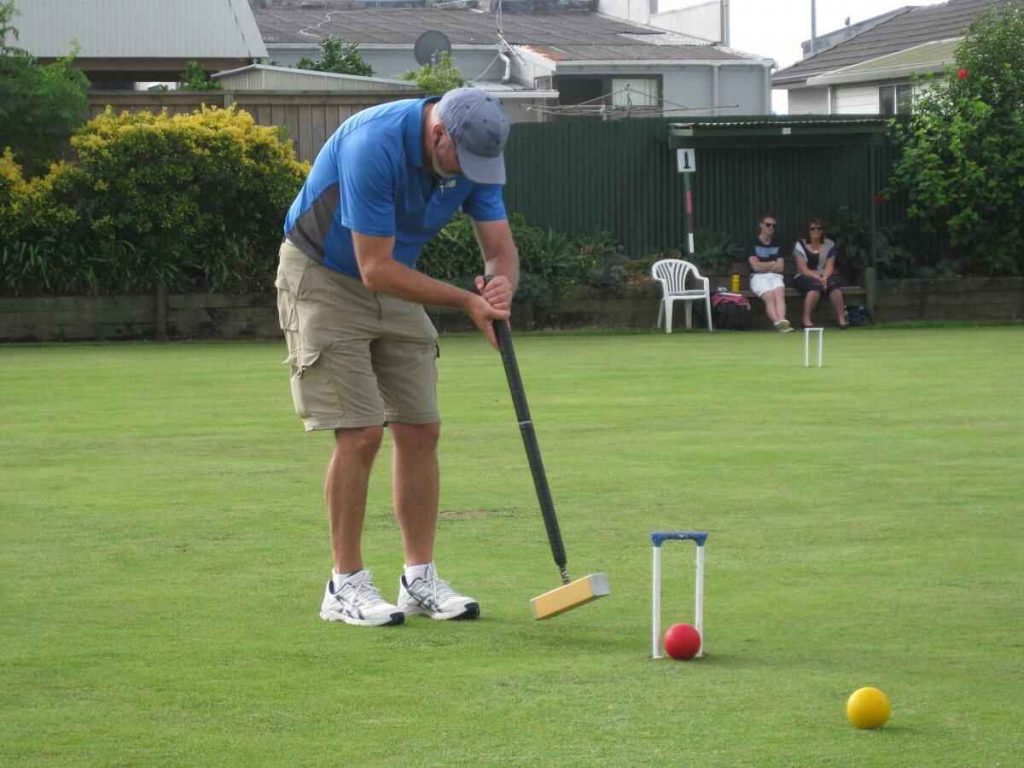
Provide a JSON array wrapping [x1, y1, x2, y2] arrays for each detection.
[[414, 30, 452, 66]]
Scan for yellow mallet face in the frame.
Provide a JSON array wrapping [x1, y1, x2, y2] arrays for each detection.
[[846, 686, 892, 729]]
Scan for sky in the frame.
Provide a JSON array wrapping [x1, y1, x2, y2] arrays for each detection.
[[726, 0, 949, 112]]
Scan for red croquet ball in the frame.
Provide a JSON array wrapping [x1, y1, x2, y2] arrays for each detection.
[[664, 623, 701, 660]]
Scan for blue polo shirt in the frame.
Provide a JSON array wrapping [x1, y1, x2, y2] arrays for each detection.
[[283, 98, 507, 278]]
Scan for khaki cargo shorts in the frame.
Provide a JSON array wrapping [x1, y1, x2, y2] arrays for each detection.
[[274, 239, 439, 431]]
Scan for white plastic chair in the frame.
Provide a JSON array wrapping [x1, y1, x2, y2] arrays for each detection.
[[652, 258, 713, 333]]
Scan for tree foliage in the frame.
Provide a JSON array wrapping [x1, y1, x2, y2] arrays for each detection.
[[0, 0, 89, 175], [179, 60, 223, 91], [888, 3, 1024, 275], [296, 37, 373, 77], [402, 52, 464, 95]]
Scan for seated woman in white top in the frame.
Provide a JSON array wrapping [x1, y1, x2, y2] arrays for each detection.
[[792, 218, 848, 329]]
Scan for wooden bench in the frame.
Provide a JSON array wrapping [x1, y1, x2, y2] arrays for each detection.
[[729, 252, 869, 328], [738, 285, 864, 326]]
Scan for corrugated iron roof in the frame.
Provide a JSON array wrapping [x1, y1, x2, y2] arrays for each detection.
[[212, 63, 419, 89], [12, 0, 268, 59], [668, 116, 890, 144], [671, 117, 889, 128]]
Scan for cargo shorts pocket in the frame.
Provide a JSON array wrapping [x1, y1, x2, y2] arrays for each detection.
[[275, 272, 299, 332], [285, 346, 326, 420]]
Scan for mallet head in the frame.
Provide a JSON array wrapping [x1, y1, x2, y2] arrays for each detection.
[[531, 573, 610, 619]]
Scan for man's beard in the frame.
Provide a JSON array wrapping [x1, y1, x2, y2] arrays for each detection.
[[432, 137, 455, 179]]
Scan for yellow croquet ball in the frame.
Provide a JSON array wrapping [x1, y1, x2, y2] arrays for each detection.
[[846, 686, 892, 729]]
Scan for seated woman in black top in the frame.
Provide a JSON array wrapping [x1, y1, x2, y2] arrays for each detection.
[[792, 218, 848, 328]]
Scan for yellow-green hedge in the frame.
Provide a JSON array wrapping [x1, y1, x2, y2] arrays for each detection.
[[0, 106, 308, 296]]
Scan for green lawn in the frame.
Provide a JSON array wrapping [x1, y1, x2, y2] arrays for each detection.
[[1, 327, 1022, 767]]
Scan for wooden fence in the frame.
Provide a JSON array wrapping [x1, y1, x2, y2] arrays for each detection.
[[88, 90, 421, 162]]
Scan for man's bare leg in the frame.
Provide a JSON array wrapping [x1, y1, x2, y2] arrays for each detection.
[[326, 426, 384, 573], [389, 421, 441, 566]]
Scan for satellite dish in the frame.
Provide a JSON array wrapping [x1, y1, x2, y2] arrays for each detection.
[[414, 30, 452, 66]]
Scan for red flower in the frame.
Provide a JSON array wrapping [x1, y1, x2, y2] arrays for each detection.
[[958, 68, 968, 80]]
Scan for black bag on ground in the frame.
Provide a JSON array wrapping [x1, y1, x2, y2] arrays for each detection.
[[846, 305, 872, 327], [711, 291, 751, 330]]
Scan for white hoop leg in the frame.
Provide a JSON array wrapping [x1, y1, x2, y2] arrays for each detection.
[[804, 327, 823, 368], [652, 544, 663, 658], [695, 544, 705, 657]]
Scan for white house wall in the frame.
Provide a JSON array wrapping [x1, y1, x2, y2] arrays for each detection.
[[719, 66, 765, 114], [652, 2, 724, 41], [663, 67, 713, 115], [597, 0, 724, 41], [264, 45, 767, 117], [661, 65, 765, 116], [598, 0, 648, 26]]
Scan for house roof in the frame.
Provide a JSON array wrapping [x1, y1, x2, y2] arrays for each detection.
[[774, 0, 1004, 87], [254, 6, 762, 63], [10, 0, 268, 60], [806, 38, 960, 86]]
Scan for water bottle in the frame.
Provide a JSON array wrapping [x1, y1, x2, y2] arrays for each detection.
[[730, 271, 741, 292]]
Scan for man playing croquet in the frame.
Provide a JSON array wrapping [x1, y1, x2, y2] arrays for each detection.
[[275, 88, 519, 626]]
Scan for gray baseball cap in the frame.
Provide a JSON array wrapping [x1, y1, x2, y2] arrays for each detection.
[[436, 87, 510, 185]]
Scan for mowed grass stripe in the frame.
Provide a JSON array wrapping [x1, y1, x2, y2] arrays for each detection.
[[1, 327, 1021, 767]]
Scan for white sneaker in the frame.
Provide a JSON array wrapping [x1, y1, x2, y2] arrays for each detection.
[[774, 319, 794, 333], [398, 565, 480, 620], [320, 570, 405, 627]]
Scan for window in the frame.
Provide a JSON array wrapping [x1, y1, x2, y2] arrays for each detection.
[[555, 75, 662, 111], [895, 83, 914, 114], [879, 83, 915, 116], [611, 78, 660, 108]]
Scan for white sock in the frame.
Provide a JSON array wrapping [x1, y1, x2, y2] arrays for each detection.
[[332, 569, 357, 588], [404, 562, 433, 583]]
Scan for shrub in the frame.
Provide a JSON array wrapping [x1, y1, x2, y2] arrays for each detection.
[[888, 3, 1024, 275], [418, 214, 627, 308], [0, 106, 308, 296]]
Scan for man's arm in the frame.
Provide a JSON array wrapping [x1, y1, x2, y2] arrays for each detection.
[[472, 218, 519, 311], [352, 232, 508, 347]]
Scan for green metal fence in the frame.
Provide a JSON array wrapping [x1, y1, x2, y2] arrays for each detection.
[[503, 116, 903, 260]]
